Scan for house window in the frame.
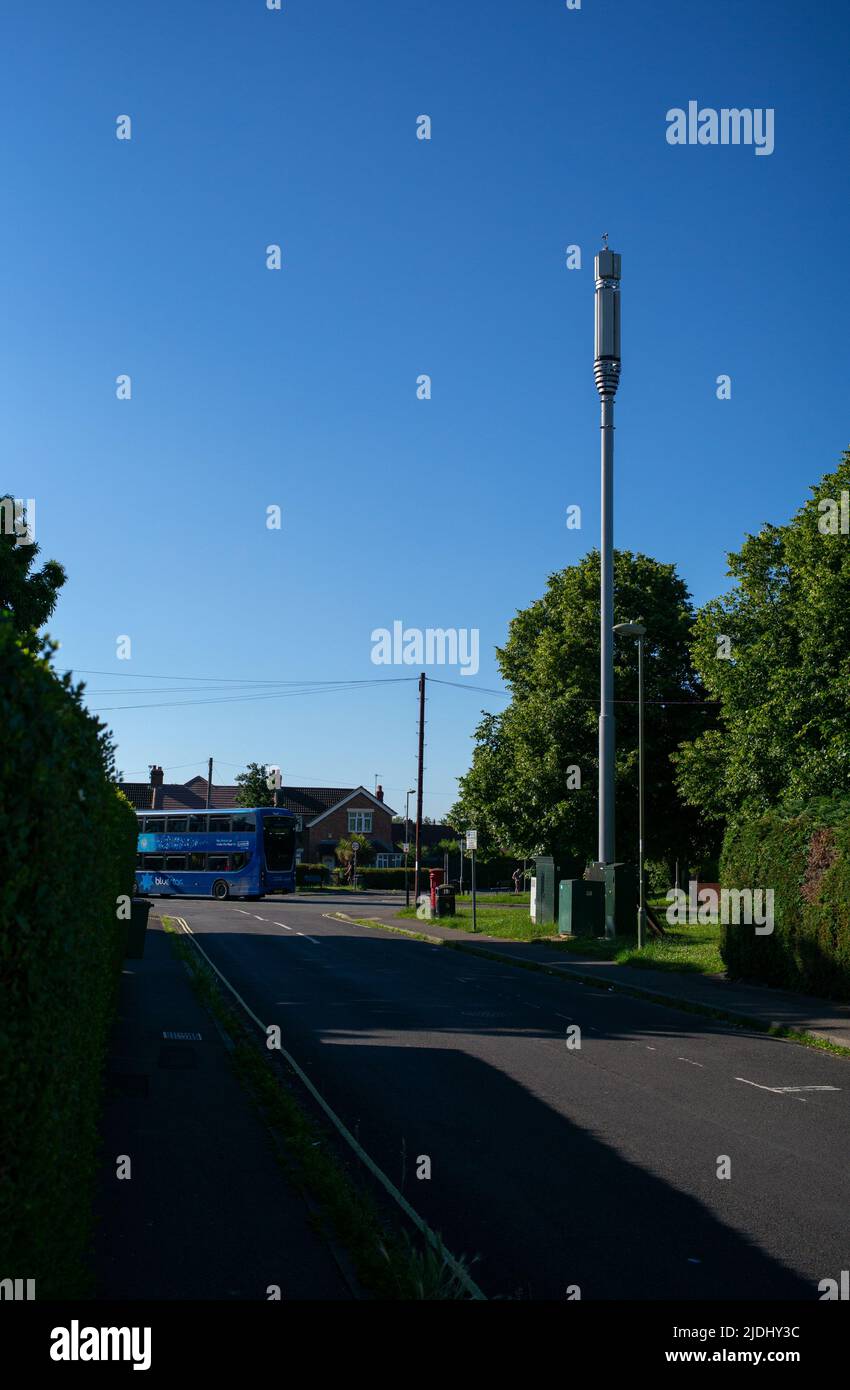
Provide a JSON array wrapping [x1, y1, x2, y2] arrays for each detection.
[[347, 810, 373, 834], [376, 853, 402, 869]]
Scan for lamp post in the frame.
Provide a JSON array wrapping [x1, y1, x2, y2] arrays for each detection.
[[614, 622, 647, 948], [404, 788, 415, 906], [594, 242, 622, 932]]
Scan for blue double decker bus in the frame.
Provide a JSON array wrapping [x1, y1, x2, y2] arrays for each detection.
[[135, 807, 297, 900]]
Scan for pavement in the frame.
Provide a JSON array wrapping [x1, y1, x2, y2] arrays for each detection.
[[90, 917, 351, 1300], [355, 908, 850, 1049], [128, 890, 850, 1301]]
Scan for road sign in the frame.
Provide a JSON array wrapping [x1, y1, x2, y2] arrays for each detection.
[[403, 842, 410, 854], [466, 829, 477, 851]]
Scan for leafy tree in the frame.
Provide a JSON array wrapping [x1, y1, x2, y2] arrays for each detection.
[[450, 550, 719, 875], [0, 496, 66, 637], [335, 833, 373, 881], [675, 448, 850, 824], [234, 761, 275, 807]]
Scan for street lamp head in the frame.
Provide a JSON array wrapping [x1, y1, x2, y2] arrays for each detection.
[[614, 622, 646, 638]]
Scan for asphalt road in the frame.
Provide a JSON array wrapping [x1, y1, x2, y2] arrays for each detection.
[[161, 891, 849, 1300]]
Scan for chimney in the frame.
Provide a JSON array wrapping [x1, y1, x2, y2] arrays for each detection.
[[375, 784, 384, 802], [149, 764, 164, 810]]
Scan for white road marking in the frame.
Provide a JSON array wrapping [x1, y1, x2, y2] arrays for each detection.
[[736, 1077, 839, 1096], [297, 932, 320, 944], [233, 909, 252, 915], [775, 1085, 840, 1093], [677, 1057, 705, 1068], [273, 922, 294, 931]]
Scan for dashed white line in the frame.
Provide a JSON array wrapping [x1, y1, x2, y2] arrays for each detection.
[[677, 1057, 705, 1068]]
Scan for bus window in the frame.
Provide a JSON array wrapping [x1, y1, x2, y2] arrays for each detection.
[[208, 855, 229, 870], [188, 852, 206, 870], [231, 814, 256, 832], [165, 856, 187, 870], [146, 819, 165, 834], [188, 815, 207, 833], [166, 818, 188, 833], [209, 817, 231, 833], [144, 855, 165, 870]]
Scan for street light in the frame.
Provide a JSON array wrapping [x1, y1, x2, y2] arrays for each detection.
[[404, 788, 415, 907], [614, 622, 647, 948]]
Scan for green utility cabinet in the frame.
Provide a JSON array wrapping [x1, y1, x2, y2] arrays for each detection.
[[531, 855, 556, 927], [558, 879, 605, 936], [604, 863, 638, 937]]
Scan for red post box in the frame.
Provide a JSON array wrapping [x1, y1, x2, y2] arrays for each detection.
[[429, 868, 445, 910]]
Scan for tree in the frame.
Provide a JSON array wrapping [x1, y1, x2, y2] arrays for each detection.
[[450, 550, 719, 874], [234, 761, 274, 807], [335, 833, 373, 881], [0, 496, 66, 637], [674, 448, 850, 825]]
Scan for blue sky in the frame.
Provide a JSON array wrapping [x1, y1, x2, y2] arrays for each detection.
[[3, 0, 848, 819]]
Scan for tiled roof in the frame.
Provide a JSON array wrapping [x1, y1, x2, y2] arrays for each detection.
[[119, 779, 396, 819]]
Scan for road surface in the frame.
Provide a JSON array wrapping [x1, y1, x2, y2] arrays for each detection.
[[159, 891, 848, 1300]]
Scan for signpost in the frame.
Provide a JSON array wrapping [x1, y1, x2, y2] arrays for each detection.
[[466, 829, 478, 933]]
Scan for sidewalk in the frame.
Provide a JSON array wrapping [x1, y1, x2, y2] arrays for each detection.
[[91, 917, 351, 1300], [361, 910, 850, 1050]]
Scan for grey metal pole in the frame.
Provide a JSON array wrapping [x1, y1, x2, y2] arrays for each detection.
[[471, 848, 477, 933], [594, 246, 621, 913], [615, 621, 647, 946], [405, 789, 412, 907], [638, 633, 646, 949]]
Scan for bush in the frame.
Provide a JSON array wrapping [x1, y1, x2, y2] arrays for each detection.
[[356, 867, 417, 889], [0, 624, 138, 1295], [295, 862, 330, 887], [720, 802, 850, 999]]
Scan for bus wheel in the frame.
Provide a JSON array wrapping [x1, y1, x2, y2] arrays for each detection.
[[212, 880, 229, 901]]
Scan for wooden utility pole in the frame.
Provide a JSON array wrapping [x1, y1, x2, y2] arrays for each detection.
[[206, 756, 213, 809], [413, 672, 425, 905]]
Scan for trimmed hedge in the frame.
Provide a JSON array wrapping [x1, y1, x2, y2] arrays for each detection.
[[720, 804, 850, 999], [356, 867, 419, 889], [295, 862, 330, 887], [0, 623, 138, 1295]]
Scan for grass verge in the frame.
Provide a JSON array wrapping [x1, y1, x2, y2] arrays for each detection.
[[161, 918, 482, 1299], [396, 905, 724, 974]]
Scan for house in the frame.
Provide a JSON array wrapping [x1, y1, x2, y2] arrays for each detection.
[[120, 768, 398, 871]]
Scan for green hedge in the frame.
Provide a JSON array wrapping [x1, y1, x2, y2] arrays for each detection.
[[0, 623, 138, 1295], [295, 862, 330, 887], [356, 867, 417, 889], [720, 804, 850, 999]]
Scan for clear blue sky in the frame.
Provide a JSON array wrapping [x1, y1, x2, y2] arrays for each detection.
[[4, 1, 848, 818]]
